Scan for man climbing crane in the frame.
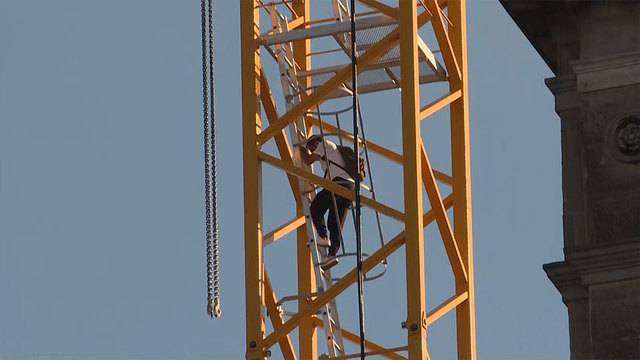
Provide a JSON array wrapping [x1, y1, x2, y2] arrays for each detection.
[[298, 134, 364, 270]]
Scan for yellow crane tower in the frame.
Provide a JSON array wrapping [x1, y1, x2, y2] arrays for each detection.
[[239, 1, 475, 358]]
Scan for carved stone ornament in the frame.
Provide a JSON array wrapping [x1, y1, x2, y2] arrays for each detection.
[[609, 114, 640, 163]]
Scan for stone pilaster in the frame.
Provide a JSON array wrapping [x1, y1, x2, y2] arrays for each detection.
[[546, 49, 640, 360]]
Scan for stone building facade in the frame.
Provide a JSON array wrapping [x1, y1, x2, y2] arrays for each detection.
[[500, 1, 640, 359]]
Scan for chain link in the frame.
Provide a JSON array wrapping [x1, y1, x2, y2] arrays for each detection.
[[207, 0, 221, 319], [201, 0, 221, 318]]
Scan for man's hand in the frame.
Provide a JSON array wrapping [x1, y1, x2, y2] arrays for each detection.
[[298, 144, 319, 166]]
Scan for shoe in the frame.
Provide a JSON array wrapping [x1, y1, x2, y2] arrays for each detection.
[[320, 255, 339, 271], [315, 236, 331, 248]]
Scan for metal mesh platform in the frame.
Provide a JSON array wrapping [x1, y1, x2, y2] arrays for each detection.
[[260, 14, 447, 99]]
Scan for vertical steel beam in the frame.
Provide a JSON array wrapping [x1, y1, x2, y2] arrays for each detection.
[[295, 225, 315, 358], [241, 2, 265, 359], [448, 1, 477, 359], [291, 2, 317, 358], [399, 2, 428, 359]]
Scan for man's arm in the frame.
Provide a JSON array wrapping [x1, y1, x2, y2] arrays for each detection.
[[298, 145, 321, 165]]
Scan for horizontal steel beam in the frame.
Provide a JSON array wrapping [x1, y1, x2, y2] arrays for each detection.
[[263, 215, 306, 246], [358, 0, 399, 19], [426, 291, 469, 326], [419, 90, 461, 121]]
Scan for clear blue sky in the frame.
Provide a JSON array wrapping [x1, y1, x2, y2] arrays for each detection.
[[0, 1, 567, 359]]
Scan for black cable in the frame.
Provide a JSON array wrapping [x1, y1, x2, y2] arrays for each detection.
[[357, 102, 386, 265], [334, 112, 356, 258], [349, 1, 365, 358]]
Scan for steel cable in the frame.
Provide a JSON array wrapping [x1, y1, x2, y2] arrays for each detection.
[[349, 1, 366, 358]]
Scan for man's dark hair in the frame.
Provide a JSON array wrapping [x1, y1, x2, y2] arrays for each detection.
[[306, 135, 322, 147]]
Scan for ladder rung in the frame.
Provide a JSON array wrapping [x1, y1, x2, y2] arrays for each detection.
[[336, 1, 348, 14], [332, 339, 343, 352]]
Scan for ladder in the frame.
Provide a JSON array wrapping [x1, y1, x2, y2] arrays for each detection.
[[331, 0, 352, 53], [268, 8, 347, 358]]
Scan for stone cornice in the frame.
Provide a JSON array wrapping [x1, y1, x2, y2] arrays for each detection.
[[544, 241, 640, 303], [545, 75, 579, 114], [572, 51, 640, 93], [544, 261, 588, 303]]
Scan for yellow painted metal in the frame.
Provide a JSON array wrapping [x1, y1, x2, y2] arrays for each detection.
[[256, 25, 402, 145], [328, 347, 409, 360], [448, 0, 477, 358], [288, 16, 305, 30], [291, 2, 317, 357], [258, 150, 405, 221], [263, 216, 306, 246], [264, 273, 297, 359], [419, 90, 462, 121], [424, 0, 461, 82], [399, 2, 428, 359], [260, 71, 302, 207], [424, 194, 453, 225], [263, 232, 407, 350], [306, 116, 404, 163], [240, 1, 265, 359], [256, 5, 443, 146], [358, 0, 399, 19], [240, 1, 475, 358], [434, 169, 454, 186], [313, 318, 407, 360], [306, 116, 453, 185], [420, 142, 467, 282], [426, 291, 469, 326]]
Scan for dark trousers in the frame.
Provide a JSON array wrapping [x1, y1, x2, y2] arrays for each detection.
[[310, 178, 353, 256]]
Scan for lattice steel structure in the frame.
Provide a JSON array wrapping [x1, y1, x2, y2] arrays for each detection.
[[241, 1, 475, 359]]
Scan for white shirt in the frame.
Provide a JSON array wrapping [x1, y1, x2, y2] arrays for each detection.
[[312, 139, 352, 182]]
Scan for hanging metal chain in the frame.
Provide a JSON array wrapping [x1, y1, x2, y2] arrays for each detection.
[[201, 0, 221, 318], [208, 0, 221, 319]]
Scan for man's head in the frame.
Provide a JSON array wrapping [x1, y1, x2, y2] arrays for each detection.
[[305, 135, 322, 151]]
